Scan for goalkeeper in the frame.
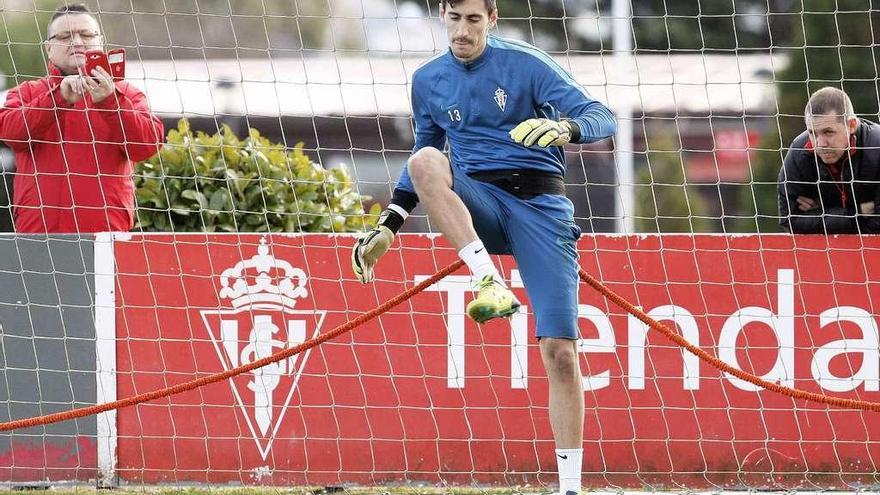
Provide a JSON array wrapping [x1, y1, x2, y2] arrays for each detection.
[[352, 0, 616, 492]]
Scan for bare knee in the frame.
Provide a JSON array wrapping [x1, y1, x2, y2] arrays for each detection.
[[540, 338, 579, 378], [407, 147, 450, 191]]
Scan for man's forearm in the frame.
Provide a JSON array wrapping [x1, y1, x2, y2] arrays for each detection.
[[568, 105, 616, 143], [785, 215, 823, 234], [389, 188, 419, 216], [0, 88, 64, 145], [376, 188, 419, 235], [821, 207, 858, 234], [90, 93, 164, 161]]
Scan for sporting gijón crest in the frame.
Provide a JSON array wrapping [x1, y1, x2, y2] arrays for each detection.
[[200, 237, 325, 460]]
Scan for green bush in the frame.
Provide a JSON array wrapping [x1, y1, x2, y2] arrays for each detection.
[[134, 119, 380, 232]]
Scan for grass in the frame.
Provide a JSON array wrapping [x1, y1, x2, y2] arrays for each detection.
[[0, 488, 541, 495]]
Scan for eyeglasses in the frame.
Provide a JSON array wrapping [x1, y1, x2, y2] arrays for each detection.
[[47, 30, 102, 43]]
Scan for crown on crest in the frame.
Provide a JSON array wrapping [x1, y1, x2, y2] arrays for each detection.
[[219, 237, 308, 309]]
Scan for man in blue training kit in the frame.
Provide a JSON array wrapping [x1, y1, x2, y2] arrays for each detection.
[[351, 0, 616, 492]]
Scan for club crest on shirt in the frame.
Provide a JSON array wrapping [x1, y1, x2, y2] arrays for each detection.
[[494, 87, 508, 112]]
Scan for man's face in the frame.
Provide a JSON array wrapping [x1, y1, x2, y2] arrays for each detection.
[[806, 112, 858, 164], [440, 0, 497, 62], [44, 14, 103, 75]]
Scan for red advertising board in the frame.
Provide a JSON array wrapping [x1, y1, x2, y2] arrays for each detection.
[[113, 234, 880, 488]]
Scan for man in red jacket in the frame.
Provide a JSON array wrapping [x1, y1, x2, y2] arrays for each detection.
[[0, 3, 164, 233]]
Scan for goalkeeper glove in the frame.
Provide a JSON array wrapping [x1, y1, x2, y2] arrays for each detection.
[[351, 208, 404, 283], [510, 119, 577, 148]]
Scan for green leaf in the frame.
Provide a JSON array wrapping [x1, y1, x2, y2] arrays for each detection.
[[181, 189, 208, 209], [209, 189, 230, 211]]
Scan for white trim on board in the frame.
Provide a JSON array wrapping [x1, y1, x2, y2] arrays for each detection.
[[94, 232, 117, 487]]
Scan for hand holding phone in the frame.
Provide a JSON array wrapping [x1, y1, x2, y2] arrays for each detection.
[[83, 49, 110, 78], [84, 48, 125, 80]]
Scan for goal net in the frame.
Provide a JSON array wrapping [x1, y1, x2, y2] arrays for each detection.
[[1, 0, 880, 490]]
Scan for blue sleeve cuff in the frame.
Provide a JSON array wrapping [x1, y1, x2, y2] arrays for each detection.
[[571, 106, 617, 144]]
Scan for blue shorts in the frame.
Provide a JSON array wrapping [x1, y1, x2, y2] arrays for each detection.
[[452, 168, 581, 339]]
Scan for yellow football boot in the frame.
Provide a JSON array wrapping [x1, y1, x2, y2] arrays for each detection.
[[466, 275, 521, 324]]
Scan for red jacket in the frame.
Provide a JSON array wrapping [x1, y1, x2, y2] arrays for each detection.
[[0, 66, 164, 233]]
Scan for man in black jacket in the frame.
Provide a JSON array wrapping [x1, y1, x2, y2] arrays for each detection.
[[778, 86, 880, 234]]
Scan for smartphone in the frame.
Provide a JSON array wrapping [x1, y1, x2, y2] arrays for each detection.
[[83, 48, 126, 80], [83, 49, 110, 78], [107, 48, 125, 80]]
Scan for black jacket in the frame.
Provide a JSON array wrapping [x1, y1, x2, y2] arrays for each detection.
[[778, 119, 880, 234]]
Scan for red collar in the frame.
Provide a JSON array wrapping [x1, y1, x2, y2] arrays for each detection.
[[47, 64, 65, 85]]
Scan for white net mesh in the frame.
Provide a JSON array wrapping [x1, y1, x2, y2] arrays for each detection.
[[0, 0, 879, 490]]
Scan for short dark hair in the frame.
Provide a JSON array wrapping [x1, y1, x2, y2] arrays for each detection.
[[805, 87, 855, 122], [441, 0, 497, 14], [48, 3, 94, 35]]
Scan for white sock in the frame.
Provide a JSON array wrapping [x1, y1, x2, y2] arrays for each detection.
[[458, 239, 503, 286], [556, 448, 583, 494]]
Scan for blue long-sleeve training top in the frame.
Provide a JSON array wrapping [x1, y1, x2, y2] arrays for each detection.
[[391, 34, 617, 211]]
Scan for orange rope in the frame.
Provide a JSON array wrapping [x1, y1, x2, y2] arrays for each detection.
[[578, 268, 880, 412], [2, 259, 876, 433], [0, 260, 466, 432]]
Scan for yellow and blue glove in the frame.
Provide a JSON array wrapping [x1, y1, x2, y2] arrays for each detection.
[[510, 118, 575, 148]]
